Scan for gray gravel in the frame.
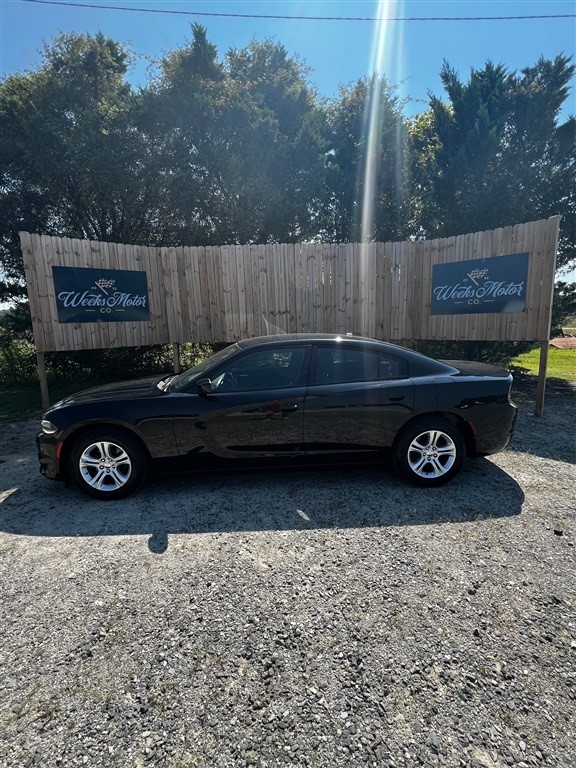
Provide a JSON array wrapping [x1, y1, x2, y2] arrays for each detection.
[[0, 386, 575, 768]]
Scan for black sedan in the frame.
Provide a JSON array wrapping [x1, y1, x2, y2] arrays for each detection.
[[37, 334, 517, 499]]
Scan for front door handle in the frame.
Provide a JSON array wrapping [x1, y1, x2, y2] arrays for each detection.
[[280, 403, 299, 413]]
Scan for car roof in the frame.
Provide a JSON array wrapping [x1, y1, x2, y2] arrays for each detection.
[[237, 333, 376, 348]]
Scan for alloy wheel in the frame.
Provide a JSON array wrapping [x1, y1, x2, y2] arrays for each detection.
[[407, 429, 457, 479], [78, 440, 133, 492]]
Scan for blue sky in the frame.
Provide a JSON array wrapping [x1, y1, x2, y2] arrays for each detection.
[[1, 0, 575, 278], [2, 0, 575, 114]]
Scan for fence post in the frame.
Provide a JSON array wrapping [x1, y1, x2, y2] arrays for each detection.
[[173, 342, 181, 373], [37, 351, 50, 412], [535, 341, 549, 417]]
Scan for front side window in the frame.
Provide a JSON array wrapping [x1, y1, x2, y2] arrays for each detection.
[[313, 347, 404, 385], [212, 347, 307, 392], [169, 343, 240, 392]]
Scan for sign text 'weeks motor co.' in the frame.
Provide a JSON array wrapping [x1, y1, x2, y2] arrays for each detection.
[[52, 266, 150, 323], [430, 252, 530, 315]]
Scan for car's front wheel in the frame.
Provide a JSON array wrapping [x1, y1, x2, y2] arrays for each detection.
[[69, 428, 147, 500], [394, 418, 465, 487]]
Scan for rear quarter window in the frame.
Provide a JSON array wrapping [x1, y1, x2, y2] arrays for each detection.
[[313, 347, 406, 384]]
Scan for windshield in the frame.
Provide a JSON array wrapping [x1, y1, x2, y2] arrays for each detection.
[[168, 343, 241, 392]]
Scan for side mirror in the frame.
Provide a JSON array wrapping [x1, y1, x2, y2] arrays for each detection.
[[197, 378, 213, 395]]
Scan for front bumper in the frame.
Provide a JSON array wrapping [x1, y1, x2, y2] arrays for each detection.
[[37, 432, 63, 481]]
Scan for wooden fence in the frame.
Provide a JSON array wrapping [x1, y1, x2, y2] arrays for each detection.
[[20, 217, 559, 357]]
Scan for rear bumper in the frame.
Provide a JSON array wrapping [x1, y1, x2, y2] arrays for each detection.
[[474, 401, 518, 456]]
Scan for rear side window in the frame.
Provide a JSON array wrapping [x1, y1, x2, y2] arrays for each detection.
[[313, 347, 405, 385]]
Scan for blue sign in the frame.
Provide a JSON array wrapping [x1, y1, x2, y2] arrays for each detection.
[[52, 266, 150, 323], [431, 252, 529, 315]]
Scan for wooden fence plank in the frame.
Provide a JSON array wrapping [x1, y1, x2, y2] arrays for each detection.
[[303, 243, 314, 333], [220, 245, 233, 339], [523, 220, 542, 342], [315, 242, 325, 333], [334, 244, 346, 334], [409, 240, 425, 341], [182, 247, 197, 340], [241, 244, 254, 338], [483, 226, 503, 343], [390, 240, 402, 340], [248, 245, 259, 336], [440, 235, 457, 341], [491, 225, 515, 342], [103, 239, 122, 350], [257, 244, 270, 335], [21, 233, 48, 353], [453, 232, 472, 342], [400, 239, 415, 341], [271, 243, 284, 334], [472, 227, 487, 339], [206, 246, 223, 342], [37, 234, 58, 352], [374, 242, 384, 339], [195, 246, 212, 343], [280, 243, 292, 334], [366, 243, 377, 338], [344, 243, 354, 333], [52, 236, 80, 352]]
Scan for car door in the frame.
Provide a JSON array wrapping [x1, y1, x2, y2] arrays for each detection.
[[174, 345, 310, 458], [303, 343, 414, 452]]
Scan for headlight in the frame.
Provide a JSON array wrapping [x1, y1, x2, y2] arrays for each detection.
[[41, 420, 58, 435]]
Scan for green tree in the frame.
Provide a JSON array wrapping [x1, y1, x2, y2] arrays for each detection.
[[137, 24, 227, 246], [322, 76, 410, 243], [551, 281, 576, 337], [141, 27, 326, 246], [224, 39, 327, 243], [411, 56, 576, 270]]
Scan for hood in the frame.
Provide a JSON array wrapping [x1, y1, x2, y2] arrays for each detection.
[[57, 374, 171, 405]]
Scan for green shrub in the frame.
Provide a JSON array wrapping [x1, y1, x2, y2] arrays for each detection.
[[0, 337, 38, 383]]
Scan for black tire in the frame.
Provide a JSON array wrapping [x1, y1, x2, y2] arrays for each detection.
[[68, 428, 147, 500], [393, 417, 465, 487]]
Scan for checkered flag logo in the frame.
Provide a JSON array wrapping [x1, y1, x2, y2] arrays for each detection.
[[93, 278, 116, 295], [467, 268, 488, 286]]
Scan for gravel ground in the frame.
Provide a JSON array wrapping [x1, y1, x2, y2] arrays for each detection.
[[0, 386, 575, 768]]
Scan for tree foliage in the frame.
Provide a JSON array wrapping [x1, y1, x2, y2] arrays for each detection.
[[322, 77, 410, 243], [551, 281, 576, 337], [411, 56, 576, 269], [138, 26, 326, 247]]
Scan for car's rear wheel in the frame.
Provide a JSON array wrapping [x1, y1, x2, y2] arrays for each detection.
[[69, 428, 147, 500], [394, 418, 465, 486]]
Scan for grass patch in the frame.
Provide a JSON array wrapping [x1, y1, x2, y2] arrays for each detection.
[[511, 347, 576, 382]]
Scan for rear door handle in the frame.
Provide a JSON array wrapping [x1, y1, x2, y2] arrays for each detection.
[[388, 395, 405, 402], [280, 403, 299, 412]]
